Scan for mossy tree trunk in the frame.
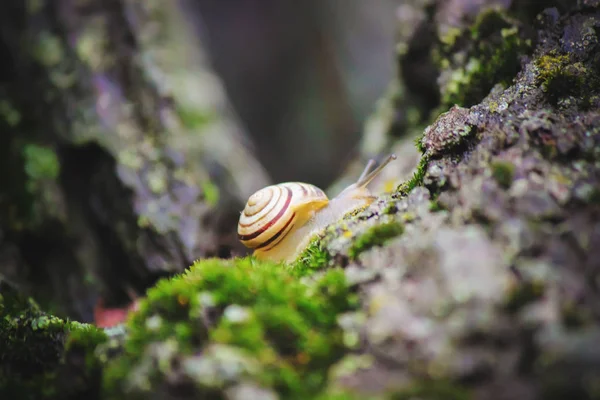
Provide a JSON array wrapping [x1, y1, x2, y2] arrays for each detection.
[[0, 0, 270, 321], [2, 1, 600, 400], [320, 1, 600, 399]]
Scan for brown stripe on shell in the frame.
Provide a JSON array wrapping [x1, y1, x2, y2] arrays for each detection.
[[243, 186, 274, 217], [300, 184, 308, 196], [262, 212, 297, 252], [238, 186, 281, 228], [255, 211, 296, 250], [238, 186, 292, 242]]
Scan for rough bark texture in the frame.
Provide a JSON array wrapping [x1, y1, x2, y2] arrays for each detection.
[[322, 5, 600, 398], [2, 0, 600, 399], [0, 0, 269, 321]]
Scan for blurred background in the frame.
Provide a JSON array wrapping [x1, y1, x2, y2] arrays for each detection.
[[187, 0, 400, 187]]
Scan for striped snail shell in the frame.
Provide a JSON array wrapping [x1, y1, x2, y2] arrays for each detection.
[[238, 153, 396, 262], [237, 182, 328, 251]]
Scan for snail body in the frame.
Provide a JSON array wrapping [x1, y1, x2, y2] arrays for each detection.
[[238, 154, 396, 262]]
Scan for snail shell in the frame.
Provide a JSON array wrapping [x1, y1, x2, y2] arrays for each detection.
[[238, 182, 329, 252], [238, 154, 397, 262]]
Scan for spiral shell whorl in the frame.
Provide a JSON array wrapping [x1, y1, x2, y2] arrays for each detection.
[[238, 183, 327, 250]]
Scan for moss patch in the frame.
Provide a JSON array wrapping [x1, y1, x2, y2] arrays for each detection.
[[0, 281, 107, 399], [201, 181, 220, 207], [176, 106, 215, 130], [32, 32, 64, 67], [538, 54, 584, 94], [490, 160, 515, 188], [292, 236, 332, 275], [347, 221, 404, 260], [396, 155, 429, 197], [103, 257, 358, 399], [0, 289, 66, 381], [434, 9, 531, 109], [22, 144, 60, 183], [535, 52, 571, 87], [534, 51, 598, 105], [0, 99, 21, 126]]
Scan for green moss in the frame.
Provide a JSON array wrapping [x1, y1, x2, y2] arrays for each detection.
[[347, 221, 404, 260], [534, 52, 595, 103], [395, 124, 433, 197], [20, 144, 62, 221], [0, 281, 107, 400], [103, 257, 358, 399], [32, 32, 64, 67], [535, 52, 571, 90], [65, 322, 109, 364], [429, 200, 446, 212], [201, 181, 220, 207], [0, 100, 21, 126], [75, 23, 108, 71], [435, 10, 530, 109], [414, 131, 426, 153], [439, 27, 463, 46], [440, 58, 482, 107], [22, 144, 60, 182], [292, 236, 331, 275], [491, 160, 515, 188], [176, 106, 214, 129], [396, 155, 429, 196], [61, 323, 109, 398]]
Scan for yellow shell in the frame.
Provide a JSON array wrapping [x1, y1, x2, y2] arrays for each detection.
[[237, 182, 329, 252]]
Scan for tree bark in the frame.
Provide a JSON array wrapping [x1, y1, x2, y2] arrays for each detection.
[[0, 0, 270, 321], [321, 1, 600, 399], [2, 0, 600, 399]]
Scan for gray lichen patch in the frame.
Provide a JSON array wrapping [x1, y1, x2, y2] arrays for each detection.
[[420, 105, 474, 158], [312, 5, 600, 399]]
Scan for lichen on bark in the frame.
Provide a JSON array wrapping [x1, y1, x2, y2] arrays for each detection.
[[0, 0, 270, 321], [2, 1, 600, 400]]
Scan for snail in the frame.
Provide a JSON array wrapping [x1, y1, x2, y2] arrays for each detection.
[[238, 154, 397, 262]]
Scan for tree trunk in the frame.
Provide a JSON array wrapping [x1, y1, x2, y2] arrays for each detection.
[[2, 0, 600, 399], [0, 0, 270, 321]]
